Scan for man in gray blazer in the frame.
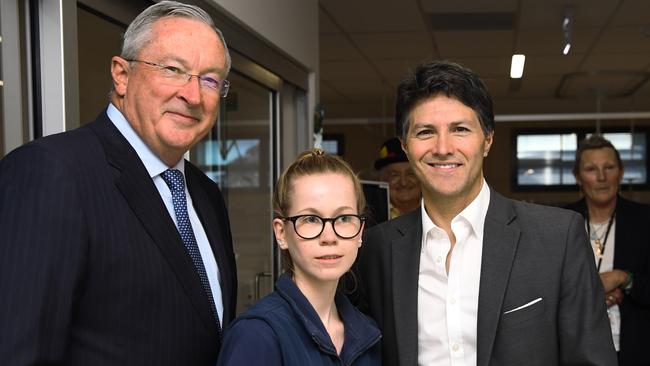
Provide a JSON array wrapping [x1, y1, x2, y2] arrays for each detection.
[[356, 61, 617, 365]]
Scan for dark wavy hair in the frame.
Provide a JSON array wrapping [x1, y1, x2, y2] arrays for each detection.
[[395, 60, 495, 140]]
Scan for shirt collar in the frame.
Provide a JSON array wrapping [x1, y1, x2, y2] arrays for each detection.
[[107, 103, 185, 176], [420, 179, 491, 240], [456, 179, 491, 240]]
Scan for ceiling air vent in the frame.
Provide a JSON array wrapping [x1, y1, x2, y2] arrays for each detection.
[[430, 12, 514, 31]]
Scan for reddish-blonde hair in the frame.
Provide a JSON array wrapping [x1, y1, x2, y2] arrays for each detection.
[[273, 149, 365, 274]]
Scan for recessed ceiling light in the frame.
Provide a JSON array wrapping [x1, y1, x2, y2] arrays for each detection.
[[510, 54, 525, 79]]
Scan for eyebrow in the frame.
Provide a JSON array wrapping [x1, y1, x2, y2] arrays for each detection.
[[295, 206, 357, 215], [162, 57, 226, 76], [412, 121, 471, 129]]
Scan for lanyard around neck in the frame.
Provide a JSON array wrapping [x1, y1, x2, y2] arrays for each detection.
[[586, 211, 616, 271]]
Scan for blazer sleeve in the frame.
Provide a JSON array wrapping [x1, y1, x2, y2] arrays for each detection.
[[629, 264, 650, 305], [557, 212, 618, 365], [217, 319, 282, 366], [0, 145, 87, 365], [625, 205, 650, 306]]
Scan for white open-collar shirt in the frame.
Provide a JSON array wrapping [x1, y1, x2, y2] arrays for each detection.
[[418, 179, 490, 366]]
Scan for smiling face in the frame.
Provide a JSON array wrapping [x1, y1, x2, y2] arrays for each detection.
[[111, 16, 228, 166], [402, 94, 493, 209], [273, 173, 362, 288], [575, 147, 623, 208], [380, 162, 421, 212]]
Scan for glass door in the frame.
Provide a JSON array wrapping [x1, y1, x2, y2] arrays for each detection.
[[191, 71, 276, 313]]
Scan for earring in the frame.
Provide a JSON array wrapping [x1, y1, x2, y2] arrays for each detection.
[[358, 239, 363, 248], [277, 240, 285, 248]]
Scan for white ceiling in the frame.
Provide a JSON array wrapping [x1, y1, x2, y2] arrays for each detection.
[[319, 0, 650, 120]]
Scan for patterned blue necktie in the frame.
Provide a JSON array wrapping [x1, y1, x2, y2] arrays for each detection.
[[160, 169, 222, 337]]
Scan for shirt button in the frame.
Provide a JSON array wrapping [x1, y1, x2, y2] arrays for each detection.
[[436, 256, 443, 263], [452, 343, 460, 352], [449, 297, 456, 305]]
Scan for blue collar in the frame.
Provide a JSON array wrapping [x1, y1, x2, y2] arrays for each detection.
[[275, 274, 380, 361]]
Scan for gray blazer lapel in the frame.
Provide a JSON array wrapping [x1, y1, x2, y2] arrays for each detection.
[[392, 212, 423, 366], [476, 190, 521, 366]]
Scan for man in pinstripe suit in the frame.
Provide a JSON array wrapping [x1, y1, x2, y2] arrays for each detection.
[[0, 2, 237, 365]]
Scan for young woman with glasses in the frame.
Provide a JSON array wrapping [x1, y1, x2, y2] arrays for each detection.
[[217, 149, 381, 365]]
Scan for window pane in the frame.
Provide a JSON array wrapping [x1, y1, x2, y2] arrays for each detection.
[[517, 133, 576, 186], [516, 131, 648, 189], [194, 139, 260, 188], [592, 132, 646, 185]]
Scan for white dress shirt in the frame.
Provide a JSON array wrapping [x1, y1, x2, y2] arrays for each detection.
[[107, 104, 224, 324], [418, 180, 490, 366], [588, 219, 620, 351]]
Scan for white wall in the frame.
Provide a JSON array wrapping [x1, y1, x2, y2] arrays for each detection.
[[210, 0, 319, 154], [211, 0, 319, 74]]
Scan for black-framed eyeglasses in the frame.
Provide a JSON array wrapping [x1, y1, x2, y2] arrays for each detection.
[[125, 59, 230, 97], [282, 214, 365, 240]]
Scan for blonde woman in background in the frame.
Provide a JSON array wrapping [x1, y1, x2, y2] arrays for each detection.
[[566, 134, 650, 365]]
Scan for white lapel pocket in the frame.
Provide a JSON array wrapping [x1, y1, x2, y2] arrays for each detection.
[[503, 297, 543, 315]]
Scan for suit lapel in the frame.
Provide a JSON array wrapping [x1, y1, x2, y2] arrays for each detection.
[[392, 211, 423, 366], [476, 190, 521, 366], [185, 167, 235, 326], [90, 113, 217, 337]]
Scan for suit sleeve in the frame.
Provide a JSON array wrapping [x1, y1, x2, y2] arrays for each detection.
[[627, 213, 650, 306], [557, 212, 618, 365], [629, 264, 650, 305], [350, 232, 369, 313], [0, 145, 87, 365], [217, 319, 282, 366]]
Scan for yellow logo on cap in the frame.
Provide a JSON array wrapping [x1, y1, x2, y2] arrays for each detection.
[[379, 146, 388, 158]]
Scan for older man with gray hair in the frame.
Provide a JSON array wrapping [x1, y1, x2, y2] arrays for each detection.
[[0, 2, 236, 365]]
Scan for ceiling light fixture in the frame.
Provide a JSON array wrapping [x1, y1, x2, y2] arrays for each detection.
[[510, 54, 526, 78], [562, 7, 573, 55]]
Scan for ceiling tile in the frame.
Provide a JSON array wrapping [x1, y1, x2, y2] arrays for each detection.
[[444, 56, 511, 78], [320, 0, 425, 33], [435, 30, 514, 57], [320, 60, 384, 81], [320, 33, 364, 61], [317, 0, 649, 118], [591, 26, 650, 54], [373, 59, 429, 85], [319, 9, 340, 34], [580, 53, 650, 71], [419, 0, 517, 13], [516, 28, 601, 55], [350, 32, 435, 60], [513, 75, 564, 97], [611, 0, 650, 26], [524, 55, 583, 76], [518, 0, 619, 29]]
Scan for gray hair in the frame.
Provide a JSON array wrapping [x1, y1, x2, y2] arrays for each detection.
[[121, 0, 231, 76]]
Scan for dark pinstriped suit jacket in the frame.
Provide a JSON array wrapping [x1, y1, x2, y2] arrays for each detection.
[[0, 111, 237, 365], [356, 188, 618, 366]]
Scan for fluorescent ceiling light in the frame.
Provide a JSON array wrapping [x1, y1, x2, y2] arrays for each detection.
[[510, 54, 525, 78], [563, 43, 571, 55]]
